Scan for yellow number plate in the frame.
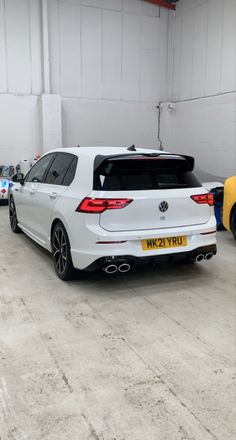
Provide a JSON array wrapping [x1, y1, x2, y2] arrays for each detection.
[[142, 236, 187, 251]]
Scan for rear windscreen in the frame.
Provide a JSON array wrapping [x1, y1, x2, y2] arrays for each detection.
[[94, 157, 202, 191]]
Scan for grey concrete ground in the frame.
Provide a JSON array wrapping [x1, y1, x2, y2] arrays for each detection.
[[0, 205, 235, 440]]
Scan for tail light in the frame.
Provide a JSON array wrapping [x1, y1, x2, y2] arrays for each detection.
[[1, 188, 6, 194], [191, 193, 214, 206], [76, 197, 133, 214]]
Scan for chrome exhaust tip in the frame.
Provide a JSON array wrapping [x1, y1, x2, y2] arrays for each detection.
[[103, 264, 118, 274], [205, 252, 213, 261], [118, 263, 131, 273], [195, 254, 205, 262]]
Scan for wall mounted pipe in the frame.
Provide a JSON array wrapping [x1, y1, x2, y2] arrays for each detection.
[[157, 102, 164, 150], [41, 0, 50, 94]]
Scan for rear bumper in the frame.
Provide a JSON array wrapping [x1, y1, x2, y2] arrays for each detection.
[[70, 217, 217, 270], [83, 244, 217, 272]]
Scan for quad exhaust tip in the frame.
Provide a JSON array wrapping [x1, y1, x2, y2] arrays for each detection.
[[118, 263, 131, 273], [195, 254, 205, 262], [194, 252, 214, 262], [103, 264, 118, 274], [103, 262, 131, 274], [205, 252, 213, 261], [103, 252, 214, 273]]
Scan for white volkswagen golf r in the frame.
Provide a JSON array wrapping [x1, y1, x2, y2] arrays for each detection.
[[9, 147, 217, 280]]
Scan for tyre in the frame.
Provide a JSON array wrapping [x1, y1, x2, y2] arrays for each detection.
[[9, 196, 21, 233], [217, 222, 225, 231], [230, 207, 236, 240], [51, 221, 76, 280]]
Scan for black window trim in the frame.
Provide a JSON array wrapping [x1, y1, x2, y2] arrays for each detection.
[[43, 152, 78, 186], [61, 155, 78, 186], [24, 152, 78, 186], [24, 153, 56, 184], [93, 155, 201, 191]]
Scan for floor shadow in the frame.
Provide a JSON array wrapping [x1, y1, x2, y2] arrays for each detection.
[[69, 259, 210, 297], [13, 225, 216, 297]]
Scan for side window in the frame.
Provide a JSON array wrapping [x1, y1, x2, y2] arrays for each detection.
[[25, 154, 54, 183], [62, 157, 78, 186], [44, 153, 75, 185]]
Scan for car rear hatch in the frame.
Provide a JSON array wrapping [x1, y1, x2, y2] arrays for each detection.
[[92, 153, 213, 233]]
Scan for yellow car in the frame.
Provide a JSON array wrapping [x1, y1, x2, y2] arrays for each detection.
[[223, 176, 236, 239]]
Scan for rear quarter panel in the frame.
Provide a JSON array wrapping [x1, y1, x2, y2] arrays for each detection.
[[223, 176, 236, 231]]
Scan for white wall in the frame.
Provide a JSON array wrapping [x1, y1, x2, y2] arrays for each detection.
[[0, 0, 42, 95], [167, 0, 236, 101], [48, 0, 169, 148], [0, 0, 170, 164], [0, 95, 41, 163], [62, 98, 159, 147], [161, 94, 236, 178], [48, 0, 168, 102], [164, 0, 236, 177], [0, 0, 171, 162], [1, 0, 235, 174], [0, 0, 43, 163]]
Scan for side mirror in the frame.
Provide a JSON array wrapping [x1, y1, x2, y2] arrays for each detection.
[[12, 173, 24, 185]]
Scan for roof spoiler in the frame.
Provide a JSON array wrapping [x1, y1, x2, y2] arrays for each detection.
[[94, 153, 195, 172]]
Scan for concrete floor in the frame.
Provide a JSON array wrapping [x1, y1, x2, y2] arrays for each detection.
[[0, 205, 235, 440]]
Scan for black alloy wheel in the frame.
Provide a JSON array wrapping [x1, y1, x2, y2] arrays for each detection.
[[9, 196, 21, 233], [52, 222, 75, 280], [230, 207, 236, 240]]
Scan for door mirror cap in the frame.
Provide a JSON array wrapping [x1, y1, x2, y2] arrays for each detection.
[[12, 173, 24, 185]]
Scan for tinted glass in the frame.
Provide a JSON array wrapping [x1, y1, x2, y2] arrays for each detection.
[[94, 158, 201, 191], [62, 157, 78, 186], [45, 153, 75, 185], [25, 154, 54, 183]]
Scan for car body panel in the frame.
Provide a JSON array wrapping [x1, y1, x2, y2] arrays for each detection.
[[96, 188, 212, 232], [223, 176, 236, 232]]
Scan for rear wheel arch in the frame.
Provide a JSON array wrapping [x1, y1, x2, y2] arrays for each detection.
[[50, 217, 71, 241], [51, 219, 76, 280], [50, 216, 74, 251], [50, 218, 61, 243]]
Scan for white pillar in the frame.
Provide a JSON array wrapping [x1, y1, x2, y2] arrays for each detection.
[[40, 1, 62, 153], [40, 94, 62, 153]]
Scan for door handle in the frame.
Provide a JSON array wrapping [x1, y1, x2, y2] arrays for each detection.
[[30, 189, 37, 195], [49, 192, 58, 199]]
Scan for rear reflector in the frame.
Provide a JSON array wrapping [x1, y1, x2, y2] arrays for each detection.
[[191, 193, 214, 206], [96, 241, 127, 244], [77, 198, 133, 214]]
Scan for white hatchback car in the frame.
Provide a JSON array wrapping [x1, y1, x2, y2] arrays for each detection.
[[10, 147, 217, 280]]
